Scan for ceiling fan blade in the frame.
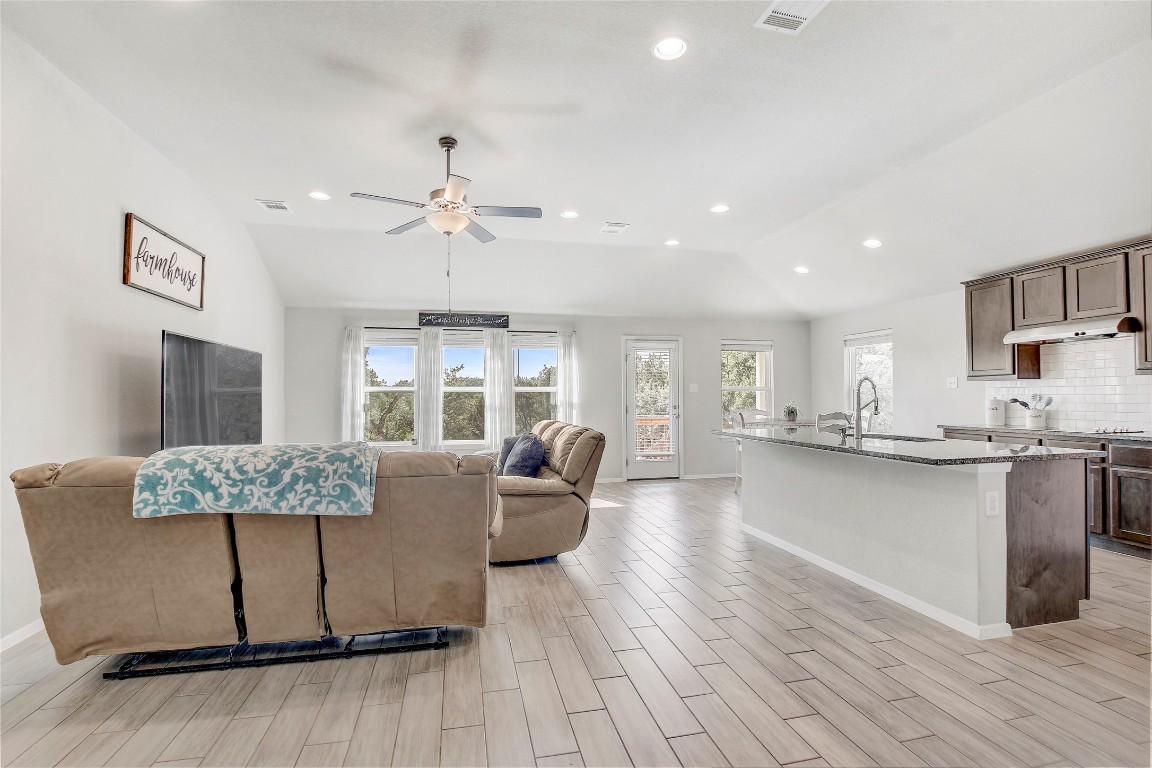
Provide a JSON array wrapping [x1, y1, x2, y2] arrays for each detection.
[[385, 217, 427, 235], [472, 206, 543, 218], [351, 192, 426, 208], [464, 219, 496, 243], [444, 175, 471, 203]]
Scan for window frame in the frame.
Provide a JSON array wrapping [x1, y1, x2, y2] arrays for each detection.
[[362, 330, 420, 447], [511, 332, 560, 431], [843, 329, 894, 434], [720, 340, 774, 428]]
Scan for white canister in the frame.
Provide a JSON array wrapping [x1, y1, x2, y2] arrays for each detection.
[[1025, 410, 1048, 430], [985, 398, 1006, 427]]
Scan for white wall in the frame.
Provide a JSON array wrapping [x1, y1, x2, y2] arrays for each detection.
[[284, 308, 810, 481], [809, 289, 985, 437], [0, 28, 285, 641]]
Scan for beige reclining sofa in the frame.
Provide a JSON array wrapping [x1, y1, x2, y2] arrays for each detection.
[[11, 452, 499, 664], [489, 420, 606, 562]]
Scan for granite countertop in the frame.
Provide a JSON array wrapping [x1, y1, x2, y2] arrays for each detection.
[[713, 426, 1107, 466], [938, 424, 1152, 443]]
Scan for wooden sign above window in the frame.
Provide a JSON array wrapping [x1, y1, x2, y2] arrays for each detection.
[[419, 312, 509, 329]]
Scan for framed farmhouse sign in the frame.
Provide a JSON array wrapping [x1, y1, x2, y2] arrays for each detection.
[[123, 213, 205, 310], [419, 312, 509, 328]]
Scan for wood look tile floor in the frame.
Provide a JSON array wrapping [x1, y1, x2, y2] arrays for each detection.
[[3, 478, 1150, 767]]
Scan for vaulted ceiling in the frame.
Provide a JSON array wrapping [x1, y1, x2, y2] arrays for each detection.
[[3, 1, 1150, 319]]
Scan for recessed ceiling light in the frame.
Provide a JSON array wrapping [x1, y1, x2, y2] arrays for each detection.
[[308, 191, 331, 201], [794, 266, 810, 274], [560, 210, 579, 219], [710, 204, 730, 213], [862, 238, 882, 248], [664, 239, 680, 247], [652, 37, 688, 60]]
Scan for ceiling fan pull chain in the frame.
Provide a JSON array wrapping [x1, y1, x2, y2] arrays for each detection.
[[446, 234, 452, 314]]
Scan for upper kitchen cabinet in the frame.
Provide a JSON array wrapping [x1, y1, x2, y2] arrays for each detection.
[[1129, 246, 1151, 374], [965, 235, 1151, 380], [1066, 252, 1129, 320], [1013, 266, 1066, 328], [965, 277, 1040, 380]]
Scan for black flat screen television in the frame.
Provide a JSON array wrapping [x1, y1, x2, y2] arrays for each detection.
[[162, 331, 262, 449]]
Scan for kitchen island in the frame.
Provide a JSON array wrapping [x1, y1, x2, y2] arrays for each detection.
[[714, 427, 1106, 638]]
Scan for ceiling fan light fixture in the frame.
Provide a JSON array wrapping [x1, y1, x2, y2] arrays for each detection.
[[653, 37, 688, 60], [427, 211, 470, 236]]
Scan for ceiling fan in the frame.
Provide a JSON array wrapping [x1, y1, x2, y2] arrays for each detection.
[[351, 136, 542, 243]]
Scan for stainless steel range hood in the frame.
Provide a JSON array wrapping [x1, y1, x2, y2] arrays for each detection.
[[1003, 316, 1141, 345]]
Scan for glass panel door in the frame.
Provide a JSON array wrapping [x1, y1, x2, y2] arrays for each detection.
[[625, 338, 681, 479]]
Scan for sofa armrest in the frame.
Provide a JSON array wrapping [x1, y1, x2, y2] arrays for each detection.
[[497, 475, 576, 496]]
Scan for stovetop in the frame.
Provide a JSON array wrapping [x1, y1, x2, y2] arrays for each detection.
[[1089, 427, 1145, 434]]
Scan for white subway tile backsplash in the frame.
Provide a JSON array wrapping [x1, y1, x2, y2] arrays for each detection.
[[987, 336, 1152, 432]]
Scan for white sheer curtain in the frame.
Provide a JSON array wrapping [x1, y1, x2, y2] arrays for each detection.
[[557, 330, 579, 424], [484, 329, 514, 450], [416, 327, 443, 450], [340, 326, 365, 441]]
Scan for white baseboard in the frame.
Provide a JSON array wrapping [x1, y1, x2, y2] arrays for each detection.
[[595, 477, 624, 484], [682, 473, 736, 480], [1, 618, 45, 653], [740, 522, 1012, 640]]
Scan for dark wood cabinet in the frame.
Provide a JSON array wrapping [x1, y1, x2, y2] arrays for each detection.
[[1044, 438, 1107, 535], [1109, 466, 1151, 546], [1013, 266, 1066, 328], [1066, 253, 1129, 320], [1088, 464, 1106, 534], [1129, 246, 1151, 374], [943, 430, 990, 441], [965, 279, 1040, 380], [992, 434, 1042, 445]]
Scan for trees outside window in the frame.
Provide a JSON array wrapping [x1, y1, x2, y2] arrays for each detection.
[[357, 330, 567, 446], [442, 345, 486, 442], [720, 343, 773, 428], [845, 332, 894, 433], [513, 345, 558, 432], [364, 343, 416, 444]]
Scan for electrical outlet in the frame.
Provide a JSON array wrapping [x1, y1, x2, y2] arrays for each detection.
[[946, 377, 958, 389], [689, 383, 699, 393], [985, 490, 1000, 517]]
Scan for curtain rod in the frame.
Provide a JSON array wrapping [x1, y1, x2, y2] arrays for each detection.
[[363, 326, 563, 334]]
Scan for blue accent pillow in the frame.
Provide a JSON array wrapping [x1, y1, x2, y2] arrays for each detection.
[[502, 433, 546, 477], [496, 434, 521, 474]]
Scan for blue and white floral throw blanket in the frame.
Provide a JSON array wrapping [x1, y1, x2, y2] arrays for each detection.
[[133, 442, 383, 518]]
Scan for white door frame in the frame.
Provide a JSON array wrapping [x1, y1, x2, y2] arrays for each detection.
[[621, 335, 684, 480]]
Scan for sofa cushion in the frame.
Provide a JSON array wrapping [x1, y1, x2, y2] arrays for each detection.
[[497, 468, 575, 496], [495, 434, 521, 473], [503, 433, 546, 477]]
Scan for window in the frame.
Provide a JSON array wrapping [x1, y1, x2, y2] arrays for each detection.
[[844, 330, 894, 434], [363, 331, 418, 444], [720, 340, 773, 428], [442, 331, 486, 443], [511, 333, 559, 432]]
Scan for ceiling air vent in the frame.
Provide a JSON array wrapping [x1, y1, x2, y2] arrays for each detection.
[[754, 0, 830, 34], [256, 199, 293, 213], [600, 222, 629, 234]]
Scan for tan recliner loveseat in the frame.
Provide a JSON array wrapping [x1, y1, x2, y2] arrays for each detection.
[[11, 452, 499, 664], [488, 420, 606, 562]]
